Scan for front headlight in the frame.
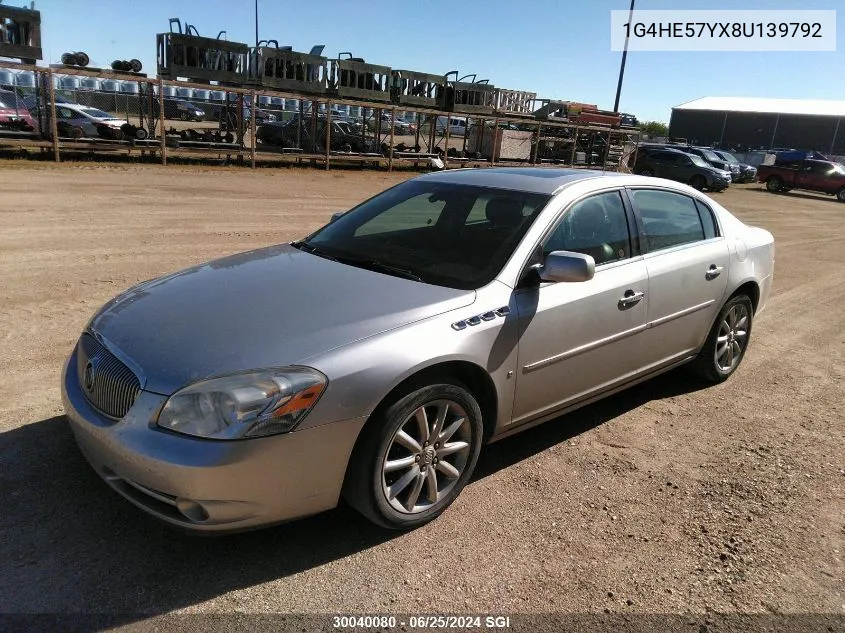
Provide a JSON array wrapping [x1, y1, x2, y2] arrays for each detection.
[[157, 367, 327, 440]]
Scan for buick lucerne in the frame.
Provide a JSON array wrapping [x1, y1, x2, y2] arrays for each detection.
[[62, 168, 775, 532]]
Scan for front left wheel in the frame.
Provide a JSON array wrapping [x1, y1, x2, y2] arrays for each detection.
[[343, 383, 483, 529]]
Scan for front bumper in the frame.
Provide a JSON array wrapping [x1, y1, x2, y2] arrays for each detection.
[[62, 349, 367, 533]]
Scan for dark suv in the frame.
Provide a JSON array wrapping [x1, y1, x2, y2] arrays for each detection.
[[712, 149, 757, 183], [668, 145, 740, 182], [634, 147, 731, 191]]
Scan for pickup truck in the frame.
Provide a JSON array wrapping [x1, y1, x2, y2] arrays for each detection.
[[758, 158, 845, 202]]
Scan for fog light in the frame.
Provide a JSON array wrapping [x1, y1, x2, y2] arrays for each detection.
[[176, 498, 210, 523]]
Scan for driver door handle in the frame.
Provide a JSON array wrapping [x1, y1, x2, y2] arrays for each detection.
[[705, 265, 724, 280], [618, 290, 644, 309]]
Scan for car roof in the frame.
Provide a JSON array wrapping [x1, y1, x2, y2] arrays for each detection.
[[415, 167, 617, 195], [641, 147, 691, 155]]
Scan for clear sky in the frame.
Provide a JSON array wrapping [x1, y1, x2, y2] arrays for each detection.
[[29, 0, 845, 122]]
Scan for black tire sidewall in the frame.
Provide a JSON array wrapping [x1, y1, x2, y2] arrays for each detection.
[[766, 176, 782, 192], [347, 383, 483, 530], [695, 295, 754, 382]]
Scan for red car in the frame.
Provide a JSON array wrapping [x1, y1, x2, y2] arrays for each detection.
[[758, 157, 845, 202], [0, 90, 36, 132]]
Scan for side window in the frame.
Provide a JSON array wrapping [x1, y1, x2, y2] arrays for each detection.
[[694, 199, 718, 239], [544, 191, 631, 266], [57, 107, 73, 119], [354, 193, 445, 236], [631, 189, 705, 252]]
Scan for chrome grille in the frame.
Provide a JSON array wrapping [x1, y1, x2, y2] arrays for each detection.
[[76, 334, 141, 420]]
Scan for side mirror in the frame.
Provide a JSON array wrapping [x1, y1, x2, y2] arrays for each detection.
[[539, 250, 595, 283], [329, 211, 347, 223]]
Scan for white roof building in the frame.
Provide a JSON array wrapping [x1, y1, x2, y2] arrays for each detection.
[[674, 97, 845, 118]]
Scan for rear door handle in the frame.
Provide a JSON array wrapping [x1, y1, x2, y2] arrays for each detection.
[[618, 290, 644, 309], [705, 265, 724, 280]]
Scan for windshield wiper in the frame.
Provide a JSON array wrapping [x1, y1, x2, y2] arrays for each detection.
[[291, 241, 424, 282], [290, 240, 339, 261], [341, 258, 424, 282]]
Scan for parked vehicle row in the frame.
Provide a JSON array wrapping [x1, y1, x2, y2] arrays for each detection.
[[634, 147, 732, 192]]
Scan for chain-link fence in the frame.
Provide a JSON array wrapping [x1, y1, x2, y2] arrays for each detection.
[[0, 59, 640, 170]]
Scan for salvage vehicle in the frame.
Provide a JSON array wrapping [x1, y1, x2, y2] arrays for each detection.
[[53, 103, 128, 139], [256, 118, 380, 153], [758, 158, 845, 202], [668, 145, 739, 182], [63, 169, 774, 533], [158, 98, 206, 121], [712, 150, 757, 184], [634, 147, 731, 191], [0, 88, 36, 131]]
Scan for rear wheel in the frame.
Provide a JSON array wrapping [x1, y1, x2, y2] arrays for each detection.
[[343, 383, 483, 529], [690, 175, 706, 190], [688, 294, 753, 383], [836, 187, 845, 203], [766, 176, 783, 193]]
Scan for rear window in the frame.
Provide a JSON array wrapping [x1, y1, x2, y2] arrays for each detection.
[[632, 189, 706, 252]]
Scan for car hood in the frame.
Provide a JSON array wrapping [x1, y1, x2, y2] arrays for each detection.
[[89, 243, 475, 395]]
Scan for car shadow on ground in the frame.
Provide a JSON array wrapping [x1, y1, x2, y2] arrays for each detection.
[[1, 369, 708, 627], [748, 187, 835, 204]]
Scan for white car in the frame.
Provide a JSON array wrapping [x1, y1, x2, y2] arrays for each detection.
[[55, 104, 128, 139]]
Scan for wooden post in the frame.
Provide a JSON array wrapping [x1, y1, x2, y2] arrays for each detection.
[[158, 78, 167, 165], [325, 100, 331, 170], [491, 118, 499, 165], [250, 90, 257, 169], [569, 125, 580, 166], [443, 115, 451, 168], [532, 122, 541, 165], [46, 68, 59, 162], [388, 105, 395, 171]]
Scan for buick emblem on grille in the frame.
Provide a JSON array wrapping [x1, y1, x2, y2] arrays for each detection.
[[83, 360, 95, 392]]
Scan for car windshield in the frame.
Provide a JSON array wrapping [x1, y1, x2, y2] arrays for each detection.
[[717, 151, 740, 164], [832, 163, 845, 175], [700, 149, 721, 162], [81, 108, 114, 119], [689, 155, 709, 168], [299, 181, 550, 289]]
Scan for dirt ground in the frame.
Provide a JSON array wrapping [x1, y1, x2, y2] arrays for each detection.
[[0, 163, 842, 630]]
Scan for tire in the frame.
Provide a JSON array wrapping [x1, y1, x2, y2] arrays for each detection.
[[343, 383, 483, 530], [690, 175, 706, 190], [766, 176, 783, 193], [180, 111, 189, 121], [688, 294, 753, 384], [134, 127, 148, 140], [836, 187, 845, 203]]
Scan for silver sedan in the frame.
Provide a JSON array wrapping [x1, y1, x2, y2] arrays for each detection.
[[62, 168, 775, 532]]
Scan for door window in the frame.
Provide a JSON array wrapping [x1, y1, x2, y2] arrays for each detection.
[[631, 189, 707, 252], [544, 191, 631, 266]]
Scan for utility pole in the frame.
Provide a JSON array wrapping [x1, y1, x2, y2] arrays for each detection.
[[254, 0, 259, 48], [613, 0, 636, 113]]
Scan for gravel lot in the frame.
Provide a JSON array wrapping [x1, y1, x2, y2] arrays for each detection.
[[0, 163, 843, 631]]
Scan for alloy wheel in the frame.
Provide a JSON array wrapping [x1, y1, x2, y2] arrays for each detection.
[[381, 399, 471, 514], [715, 303, 749, 372]]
